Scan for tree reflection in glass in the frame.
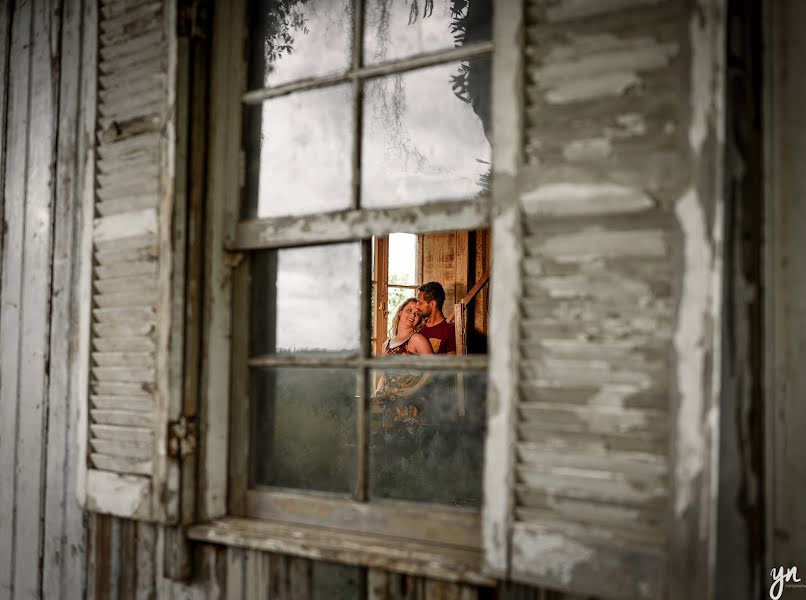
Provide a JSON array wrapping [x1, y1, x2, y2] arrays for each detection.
[[248, 0, 353, 89]]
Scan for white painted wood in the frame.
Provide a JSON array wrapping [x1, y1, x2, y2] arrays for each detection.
[[75, 0, 182, 526], [0, 0, 32, 593], [200, 0, 245, 520], [482, 0, 524, 578], [233, 197, 490, 250], [43, 0, 88, 596], [74, 0, 99, 522], [85, 470, 151, 521]]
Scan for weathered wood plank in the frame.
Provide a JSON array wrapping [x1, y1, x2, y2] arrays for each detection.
[[87, 515, 112, 600], [189, 518, 494, 586], [91, 408, 155, 428], [233, 197, 490, 250], [91, 424, 153, 444], [0, 0, 32, 592], [42, 0, 89, 594], [242, 548, 271, 599], [135, 522, 157, 600], [10, 1, 60, 597], [511, 523, 665, 599], [199, 0, 245, 521], [91, 454, 153, 476], [289, 557, 313, 600], [226, 547, 245, 600], [481, 0, 525, 578], [91, 439, 152, 460]]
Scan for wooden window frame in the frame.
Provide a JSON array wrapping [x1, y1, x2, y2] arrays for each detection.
[[191, 0, 523, 581]]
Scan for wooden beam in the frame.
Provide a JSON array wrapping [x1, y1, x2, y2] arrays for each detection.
[[232, 197, 491, 250]]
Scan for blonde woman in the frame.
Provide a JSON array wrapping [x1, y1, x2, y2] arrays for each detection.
[[375, 298, 432, 434]]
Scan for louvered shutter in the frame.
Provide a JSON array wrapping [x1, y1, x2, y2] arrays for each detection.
[[77, 0, 183, 523], [484, 1, 722, 598]]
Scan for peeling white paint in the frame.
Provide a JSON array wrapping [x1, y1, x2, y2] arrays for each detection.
[[511, 526, 594, 586], [607, 113, 648, 138], [673, 188, 712, 515], [563, 137, 613, 162], [86, 469, 151, 519], [522, 182, 655, 217], [543, 0, 666, 23], [545, 71, 641, 104], [539, 42, 678, 86], [541, 229, 667, 262]]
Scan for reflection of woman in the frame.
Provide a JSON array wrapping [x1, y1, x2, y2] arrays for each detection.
[[374, 298, 432, 434]]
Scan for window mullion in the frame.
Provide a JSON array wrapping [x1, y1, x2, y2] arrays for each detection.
[[352, 1, 371, 502], [355, 240, 372, 502]]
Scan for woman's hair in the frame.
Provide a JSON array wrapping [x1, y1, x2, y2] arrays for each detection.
[[389, 297, 419, 339]]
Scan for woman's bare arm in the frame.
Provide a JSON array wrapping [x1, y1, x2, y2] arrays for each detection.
[[408, 333, 433, 355]]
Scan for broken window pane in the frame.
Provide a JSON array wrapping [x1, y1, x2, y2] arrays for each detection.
[[250, 367, 357, 494], [369, 369, 486, 507], [361, 60, 492, 208], [249, 244, 361, 355], [243, 84, 354, 219], [363, 0, 493, 66], [248, 0, 353, 89]]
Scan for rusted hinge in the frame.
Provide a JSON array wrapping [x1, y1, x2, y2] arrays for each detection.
[[168, 416, 197, 458], [179, 1, 208, 40]]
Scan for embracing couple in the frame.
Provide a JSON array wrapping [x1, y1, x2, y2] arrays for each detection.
[[382, 281, 456, 359]]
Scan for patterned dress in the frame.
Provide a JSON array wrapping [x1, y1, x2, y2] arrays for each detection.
[[377, 335, 426, 434]]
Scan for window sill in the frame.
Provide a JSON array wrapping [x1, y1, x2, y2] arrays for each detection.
[[187, 517, 496, 586]]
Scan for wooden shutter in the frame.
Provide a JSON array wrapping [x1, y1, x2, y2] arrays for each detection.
[[76, 0, 183, 523], [484, 1, 724, 598]]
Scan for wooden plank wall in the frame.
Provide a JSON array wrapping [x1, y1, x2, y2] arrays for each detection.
[[86, 515, 591, 600], [0, 1, 87, 599]]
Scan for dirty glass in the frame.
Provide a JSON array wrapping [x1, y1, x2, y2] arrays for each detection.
[[250, 367, 357, 493], [363, 0, 493, 66], [242, 84, 353, 219], [369, 369, 486, 506], [249, 244, 361, 355], [248, 0, 353, 89], [361, 59, 492, 208]]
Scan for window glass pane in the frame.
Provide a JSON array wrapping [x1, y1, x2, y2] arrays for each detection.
[[250, 367, 357, 493], [243, 85, 353, 219], [370, 369, 486, 507], [249, 244, 361, 354], [361, 59, 492, 209], [388, 233, 417, 285], [363, 0, 493, 66], [248, 0, 353, 89]]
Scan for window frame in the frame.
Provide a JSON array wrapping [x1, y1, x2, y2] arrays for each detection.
[[195, 0, 523, 577]]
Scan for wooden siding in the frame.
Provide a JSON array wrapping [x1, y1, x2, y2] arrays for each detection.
[[0, 0, 87, 598], [86, 514, 595, 600]]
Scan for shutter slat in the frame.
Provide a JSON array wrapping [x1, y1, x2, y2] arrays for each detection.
[[90, 438, 152, 460], [91, 395, 153, 411], [90, 409, 154, 428], [90, 454, 152, 476]]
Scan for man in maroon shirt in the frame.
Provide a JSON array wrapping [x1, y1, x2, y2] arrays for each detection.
[[416, 281, 456, 355]]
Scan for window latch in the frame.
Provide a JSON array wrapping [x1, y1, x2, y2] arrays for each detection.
[[168, 416, 197, 458]]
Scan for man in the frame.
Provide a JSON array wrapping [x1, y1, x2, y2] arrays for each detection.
[[416, 281, 456, 355]]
